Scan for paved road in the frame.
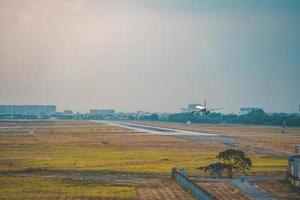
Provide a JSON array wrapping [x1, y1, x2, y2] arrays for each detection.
[[100, 121, 240, 147], [196, 177, 283, 200], [102, 121, 288, 157], [230, 179, 277, 200], [102, 121, 217, 136]]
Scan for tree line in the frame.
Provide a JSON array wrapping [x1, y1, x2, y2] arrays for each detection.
[[166, 110, 300, 127]]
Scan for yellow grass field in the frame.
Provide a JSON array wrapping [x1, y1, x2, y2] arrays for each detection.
[[0, 121, 297, 199], [0, 176, 135, 200], [0, 127, 287, 174]]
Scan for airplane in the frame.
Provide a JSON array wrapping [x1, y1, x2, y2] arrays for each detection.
[[191, 100, 223, 115]]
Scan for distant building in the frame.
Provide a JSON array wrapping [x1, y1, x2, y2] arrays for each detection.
[[89, 109, 115, 116], [0, 105, 56, 115], [239, 107, 264, 115]]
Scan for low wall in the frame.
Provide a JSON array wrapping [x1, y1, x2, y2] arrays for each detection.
[[288, 154, 300, 187], [172, 168, 214, 200]]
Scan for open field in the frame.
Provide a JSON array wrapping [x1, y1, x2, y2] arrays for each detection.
[[0, 120, 299, 199], [0, 121, 104, 127], [0, 176, 135, 200], [131, 121, 300, 155], [0, 126, 226, 173], [0, 120, 222, 199], [0, 123, 287, 174]]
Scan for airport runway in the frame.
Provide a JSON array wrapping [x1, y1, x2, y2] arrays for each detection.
[[99, 121, 287, 156], [100, 121, 217, 136], [101, 121, 237, 144]]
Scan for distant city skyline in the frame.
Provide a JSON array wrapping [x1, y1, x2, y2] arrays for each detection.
[[0, 0, 299, 113], [0, 103, 298, 115]]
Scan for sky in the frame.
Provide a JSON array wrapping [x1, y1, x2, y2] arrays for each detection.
[[0, 0, 299, 113]]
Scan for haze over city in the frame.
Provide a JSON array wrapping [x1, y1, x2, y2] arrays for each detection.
[[0, 0, 299, 113], [1, 1, 300, 199]]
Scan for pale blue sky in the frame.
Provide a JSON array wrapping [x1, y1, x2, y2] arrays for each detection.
[[0, 0, 299, 113]]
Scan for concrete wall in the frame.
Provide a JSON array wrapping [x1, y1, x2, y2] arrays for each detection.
[[172, 168, 214, 200], [288, 154, 300, 187]]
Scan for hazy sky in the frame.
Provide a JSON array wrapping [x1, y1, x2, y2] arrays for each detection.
[[0, 0, 299, 113]]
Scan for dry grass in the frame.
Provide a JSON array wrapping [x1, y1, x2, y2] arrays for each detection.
[[198, 182, 250, 200], [0, 176, 135, 200], [0, 121, 226, 174], [0, 121, 289, 174], [136, 178, 195, 200], [255, 180, 300, 200], [0, 121, 295, 199], [0, 120, 104, 127], [236, 135, 299, 155], [0, 133, 285, 174], [132, 121, 300, 155]]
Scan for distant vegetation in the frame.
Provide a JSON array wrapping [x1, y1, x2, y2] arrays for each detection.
[[1, 109, 299, 127], [167, 110, 300, 127]]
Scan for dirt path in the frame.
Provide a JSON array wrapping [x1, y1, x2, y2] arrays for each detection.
[[196, 177, 282, 200], [198, 182, 250, 200], [136, 178, 194, 200], [230, 179, 277, 200]]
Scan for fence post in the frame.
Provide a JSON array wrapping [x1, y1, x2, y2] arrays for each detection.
[[171, 168, 177, 180]]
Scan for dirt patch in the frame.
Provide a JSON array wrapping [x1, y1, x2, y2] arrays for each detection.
[[136, 178, 194, 200], [255, 180, 300, 200], [198, 182, 250, 200]]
